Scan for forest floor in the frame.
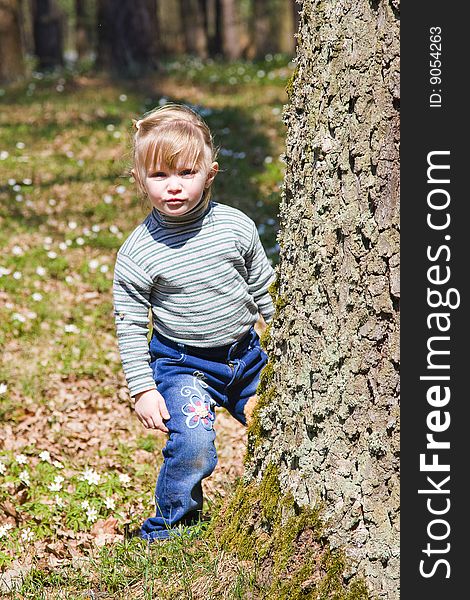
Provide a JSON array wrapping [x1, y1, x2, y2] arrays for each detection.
[[0, 56, 292, 598]]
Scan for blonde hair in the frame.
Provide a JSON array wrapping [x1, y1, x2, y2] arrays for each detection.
[[132, 103, 217, 206]]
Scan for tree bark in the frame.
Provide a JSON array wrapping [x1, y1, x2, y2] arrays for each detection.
[[0, 0, 25, 82], [179, 0, 208, 58], [219, 0, 241, 60], [75, 0, 91, 60], [208, 0, 223, 56], [240, 0, 400, 597], [252, 0, 284, 58], [32, 0, 64, 70], [96, 0, 159, 76]]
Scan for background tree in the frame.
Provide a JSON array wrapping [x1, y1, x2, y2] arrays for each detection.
[[32, 0, 64, 70], [219, 0, 242, 60], [217, 0, 400, 597], [75, 0, 93, 61], [252, 0, 284, 58], [96, 0, 159, 76], [179, 0, 208, 58], [0, 0, 25, 82]]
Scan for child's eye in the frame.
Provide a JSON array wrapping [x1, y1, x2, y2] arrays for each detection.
[[179, 169, 196, 177], [150, 171, 166, 178]]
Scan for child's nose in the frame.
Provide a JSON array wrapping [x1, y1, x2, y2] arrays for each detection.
[[167, 175, 182, 193]]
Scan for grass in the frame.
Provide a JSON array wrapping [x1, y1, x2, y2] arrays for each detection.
[[0, 56, 291, 597]]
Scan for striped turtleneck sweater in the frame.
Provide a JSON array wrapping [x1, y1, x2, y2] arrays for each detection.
[[112, 201, 275, 397]]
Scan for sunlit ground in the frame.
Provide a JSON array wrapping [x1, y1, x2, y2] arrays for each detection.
[[0, 55, 292, 596]]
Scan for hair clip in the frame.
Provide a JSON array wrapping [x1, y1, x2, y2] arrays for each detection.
[[134, 119, 142, 131]]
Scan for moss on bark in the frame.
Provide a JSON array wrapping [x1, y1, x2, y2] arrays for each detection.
[[208, 464, 372, 599]]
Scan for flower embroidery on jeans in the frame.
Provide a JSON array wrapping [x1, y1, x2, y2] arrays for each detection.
[[192, 370, 206, 381], [181, 377, 215, 430]]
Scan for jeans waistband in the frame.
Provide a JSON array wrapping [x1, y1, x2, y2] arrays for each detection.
[[153, 328, 255, 361]]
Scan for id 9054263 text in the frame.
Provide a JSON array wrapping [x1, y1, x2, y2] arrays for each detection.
[[429, 26, 442, 108]]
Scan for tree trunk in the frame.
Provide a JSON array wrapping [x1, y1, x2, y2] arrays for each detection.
[[219, 0, 241, 60], [291, 0, 300, 39], [179, 0, 208, 58], [96, 0, 159, 76], [252, 0, 284, 58], [75, 0, 91, 60], [218, 0, 400, 598], [32, 0, 64, 70], [207, 0, 222, 56], [0, 0, 25, 82]]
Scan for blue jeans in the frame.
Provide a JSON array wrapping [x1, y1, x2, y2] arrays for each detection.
[[139, 326, 268, 541]]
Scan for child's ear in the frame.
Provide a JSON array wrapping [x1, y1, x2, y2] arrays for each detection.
[[205, 162, 219, 188]]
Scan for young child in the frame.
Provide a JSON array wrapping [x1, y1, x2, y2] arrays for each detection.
[[112, 103, 275, 541]]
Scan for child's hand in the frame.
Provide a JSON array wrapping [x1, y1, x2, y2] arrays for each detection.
[[133, 389, 170, 433]]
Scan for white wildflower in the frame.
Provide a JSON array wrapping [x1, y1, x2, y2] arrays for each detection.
[[0, 383, 7, 395], [19, 470, 30, 485], [59, 242, 67, 251], [119, 94, 127, 102], [103, 194, 113, 204], [82, 467, 100, 486], [64, 324, 79, 334], [8, 178, 16, 185], [12, 245, 24, 256], [105, 497, 116, 510], [12, 313, 26, 323], [91, 224, 101, 232], [47, 251, 57, 259], [0, 524, 13, 539], [113, 131, 121, 139], [0, 461, 6, 475], [0, 150, 9, 160], [88, 259, 99, 270], [23, 178, 32, 185], [32, 292, 43, 302], [81, 499, 90, 509], [118, 473, 131, 485], [86, 506, 98, 523], [106, 124, 115, 131], [99, 265, 109, 273], [39, 450, 51, 462], [66, 150, 74, 158], [48, 475, 64, 492], [13, 271, 22, 279], [21, 527, 34, 542], [15, 454, 28, 465], [52, 460, 64, 469], [0, 267, 11, 276], [66, 239, 72, 246], [15, 194, 23, 201], [109, 225, 119, 234], [116, 185, 126, 195], [54, 495, 65, 508], [49, 198, 56, 205], [16, 142, 25, 150], [36, 266, 46, 276], [68, 221, 77, 230], [75, 237, 85, 246]]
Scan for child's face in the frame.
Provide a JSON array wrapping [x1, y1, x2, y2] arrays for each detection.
[[144, 161, 218, 217]]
